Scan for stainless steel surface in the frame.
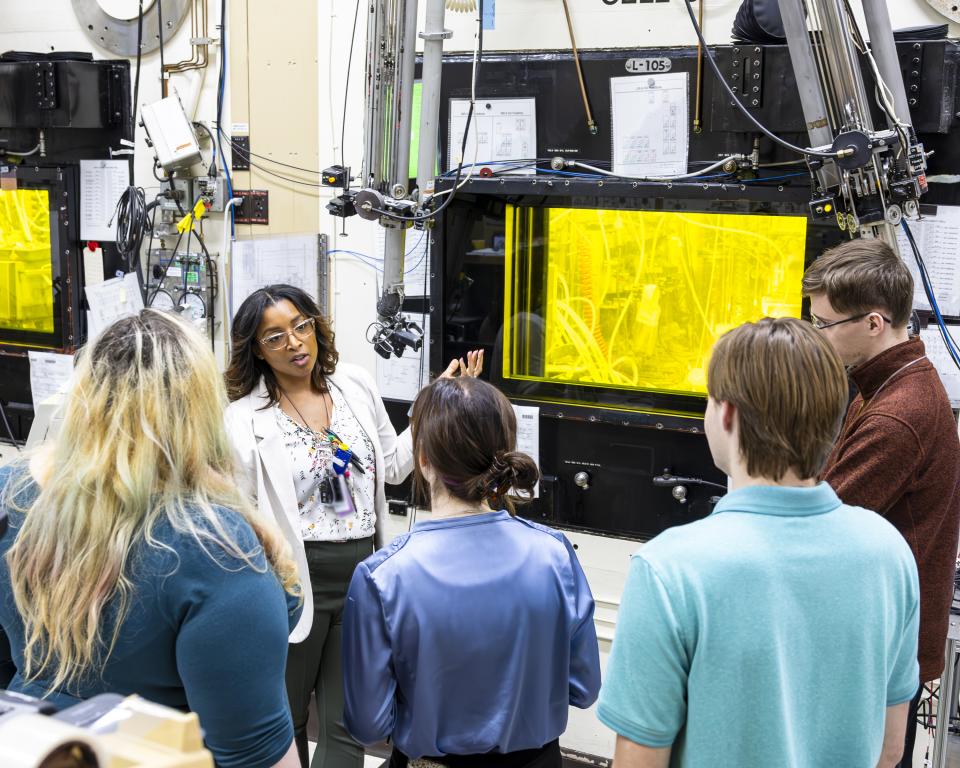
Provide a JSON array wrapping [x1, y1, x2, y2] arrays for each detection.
[[362, 0, 388, 189], [72, 0, 190, 57], [361, 0, 420, 196], [860, 0, 913, 131], [925, 0, 960, 23], [389, 0, 419, 198], [778, 0, 840, 187], [934, 638, 958, 767], [382, 225, 406, 294], [416, 0, 451, 202], [807, 0, 874, 131]]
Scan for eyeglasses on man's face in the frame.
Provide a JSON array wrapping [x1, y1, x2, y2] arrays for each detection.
[[809, 311, 892, 331], [258, 317, 316, 350]]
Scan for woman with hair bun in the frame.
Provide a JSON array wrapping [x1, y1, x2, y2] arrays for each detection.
[[342, 377, 600, 768], [224, 284, 482, 768]]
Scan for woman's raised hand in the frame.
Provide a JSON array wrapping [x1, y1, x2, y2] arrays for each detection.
[[439, 349, 484, 379]]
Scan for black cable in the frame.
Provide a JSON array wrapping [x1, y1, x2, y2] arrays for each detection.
[[216, 0, 233, 234], [902, 221, 960, 369], [113, 186, 148, 272], [215, 129, 321, 173], [372, 0, 484, 224], [182, 224, 193, 313], [0, 401, 22, 452], [157, 0, 166, 84], [220, 136, 324, 186], [680, 0, 838, 159], [148, 227, 186, 306], [131, 0, 144, 186], [192, 121, 218, 176], [420, 236, 430, 390], [342, 0, 362, 178], [143, 197, 160, 305]]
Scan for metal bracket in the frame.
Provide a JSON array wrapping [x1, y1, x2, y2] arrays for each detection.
[[34, 62, 57, 110], [898, 42, 924, 110], [419, 29, 453, 41], [729, 45, 764, 108]]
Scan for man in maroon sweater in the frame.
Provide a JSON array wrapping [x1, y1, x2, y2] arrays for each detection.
[[803, 238, 960, 767]]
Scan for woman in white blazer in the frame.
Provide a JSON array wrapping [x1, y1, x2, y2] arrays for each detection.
[[223, 284, 481, 768]]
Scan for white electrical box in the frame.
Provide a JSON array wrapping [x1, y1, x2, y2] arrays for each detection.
[[141, 95, 202, 172]]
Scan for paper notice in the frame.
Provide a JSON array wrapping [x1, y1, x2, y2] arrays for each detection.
[[896, 207, 960, 316], [512, 404, 540, 499], [85, 272, 144, 340], [448, 97, 537, 174], [232, 234, 319, 307], [28, 351, 73, 410], [920, 326, 960, 407], [80, 159, 129, 242], [83, 246, 105, 287], [610, 72, 689, 178]]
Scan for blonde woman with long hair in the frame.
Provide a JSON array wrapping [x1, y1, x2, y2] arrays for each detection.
[[0, 310, 303, 768]]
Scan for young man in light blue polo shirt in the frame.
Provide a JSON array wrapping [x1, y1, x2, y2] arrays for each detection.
[[598, 318, 920, 768]]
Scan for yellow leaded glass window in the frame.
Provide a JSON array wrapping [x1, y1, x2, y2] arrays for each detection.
[[504, 206, 807, 398], [0, 189, 53, 334]]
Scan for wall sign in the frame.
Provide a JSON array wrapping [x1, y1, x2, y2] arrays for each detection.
[[625, 57, 672, 73]]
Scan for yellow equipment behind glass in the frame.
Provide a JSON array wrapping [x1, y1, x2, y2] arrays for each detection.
[[504, 206, 807, 398], [0, 189, 54, 335]]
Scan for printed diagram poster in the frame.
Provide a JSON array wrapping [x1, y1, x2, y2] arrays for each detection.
[[448, 98, 537, 174], [610, 72, 689, 178]]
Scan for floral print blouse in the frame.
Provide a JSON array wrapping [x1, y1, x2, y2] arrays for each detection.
[[275, 384, 377, 541]]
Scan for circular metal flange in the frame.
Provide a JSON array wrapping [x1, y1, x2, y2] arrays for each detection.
[[354, 188, 386, 221], [925, 0, 960, 24], [832, 130, 873, 170], [72, 0, 191, 58]]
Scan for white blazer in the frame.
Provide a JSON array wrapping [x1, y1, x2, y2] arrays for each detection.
[[224, 362, 414, 642]]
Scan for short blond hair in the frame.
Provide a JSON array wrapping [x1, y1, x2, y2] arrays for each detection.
[[707, 318, 848, 480]]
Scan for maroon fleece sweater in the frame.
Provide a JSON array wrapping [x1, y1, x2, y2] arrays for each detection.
[[823, 336, 960, 683]]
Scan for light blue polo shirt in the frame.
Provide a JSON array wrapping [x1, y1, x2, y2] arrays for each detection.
[[598, 482, 919, 768]]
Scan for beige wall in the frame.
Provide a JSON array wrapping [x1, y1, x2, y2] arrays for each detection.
[[229, 0, 320, 237]]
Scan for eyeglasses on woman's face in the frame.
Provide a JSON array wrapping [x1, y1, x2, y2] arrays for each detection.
[[258, 317, 316, 350]]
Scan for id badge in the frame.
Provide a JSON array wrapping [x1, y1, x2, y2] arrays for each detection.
[[327, 474, 356, 518]]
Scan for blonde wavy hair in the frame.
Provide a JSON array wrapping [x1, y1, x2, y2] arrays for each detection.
[[4, 309, 300, 694]]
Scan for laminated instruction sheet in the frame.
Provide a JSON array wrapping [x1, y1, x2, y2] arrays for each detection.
[[232, 234, 320, 306], [512, 404, 540, 499], [896, 206, 960, 316], [85, 272, 144, 340], [28, 351, 73, 410], [919, 326, 960, 407], [448, 97, 537, 174], [610, 72, 689, 178], [80, 159, 129, 242]]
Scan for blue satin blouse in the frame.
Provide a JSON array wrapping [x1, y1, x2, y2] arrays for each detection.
[[342, 509, 600, 760]]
